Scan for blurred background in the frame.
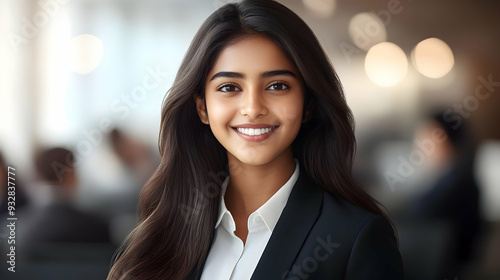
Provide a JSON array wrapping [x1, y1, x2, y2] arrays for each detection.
[[0, 0, 499, 279]]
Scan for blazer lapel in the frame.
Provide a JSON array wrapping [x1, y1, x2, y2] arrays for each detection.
[[251, 169, 324, 280]]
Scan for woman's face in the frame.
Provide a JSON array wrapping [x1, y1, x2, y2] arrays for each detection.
[[197, 35, 305, 167]]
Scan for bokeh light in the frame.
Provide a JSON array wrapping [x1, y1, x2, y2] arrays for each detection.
[[302, 0, 337, 18], [411, 37, 454, 78], [349, 12, 387, 51], [365, 42, 408, 87], [69, 34, 104, 75]]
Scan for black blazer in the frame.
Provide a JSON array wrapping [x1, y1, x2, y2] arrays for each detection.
[[111, 169, 404, 280], [249, 170, 404, 280]]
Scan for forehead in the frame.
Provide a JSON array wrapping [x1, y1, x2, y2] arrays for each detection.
[[210, 35, 297, 74]]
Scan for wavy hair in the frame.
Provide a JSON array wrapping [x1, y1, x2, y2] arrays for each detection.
[[108, 1, 389, 279]]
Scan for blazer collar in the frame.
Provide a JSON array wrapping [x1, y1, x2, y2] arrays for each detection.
[[250, 167, 324, 280]]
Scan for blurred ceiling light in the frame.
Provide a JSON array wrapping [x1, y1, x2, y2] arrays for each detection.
[[411, 37, 454, 79], [69, 34, 104, 75], [302, 0, 337, 18], [365, 42, 408, 87], [349, 12, 387, 51]]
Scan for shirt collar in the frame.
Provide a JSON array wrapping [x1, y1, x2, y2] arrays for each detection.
[[214, 160, 300, 232]]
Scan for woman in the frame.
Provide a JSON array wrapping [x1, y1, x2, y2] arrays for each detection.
[[107, 1, 404, 279]]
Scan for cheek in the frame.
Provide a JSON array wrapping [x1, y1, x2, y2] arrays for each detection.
[[276, 97, 304, 125], [206, 98, 235, 127]]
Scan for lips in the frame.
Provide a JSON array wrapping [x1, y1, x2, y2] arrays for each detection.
[[231, 124, 278, 142], [235, 127, 276, 136]]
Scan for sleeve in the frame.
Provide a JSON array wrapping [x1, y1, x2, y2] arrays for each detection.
[[345, 215, 404, 280]]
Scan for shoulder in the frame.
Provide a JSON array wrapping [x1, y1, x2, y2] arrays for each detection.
[[289, 169, 393, 238], [253, 170, 404, 279], [306, 183, 404, 279], [291, 167, 383, 228], [301, 178, 385, 232], [320, 189, 384, 231]]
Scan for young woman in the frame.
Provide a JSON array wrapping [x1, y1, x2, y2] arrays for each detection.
[[108, 1, 404, 279]]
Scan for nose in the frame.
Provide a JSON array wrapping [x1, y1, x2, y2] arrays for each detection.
[[240, 87, 268, 119]]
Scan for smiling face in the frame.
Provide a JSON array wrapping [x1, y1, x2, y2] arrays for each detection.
[[196, 35, 305, 168]]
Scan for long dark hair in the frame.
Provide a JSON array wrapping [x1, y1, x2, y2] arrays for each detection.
[[108, 1, 389, 279]]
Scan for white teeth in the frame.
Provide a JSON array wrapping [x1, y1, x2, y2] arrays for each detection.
[[236, 127, 275, 136]]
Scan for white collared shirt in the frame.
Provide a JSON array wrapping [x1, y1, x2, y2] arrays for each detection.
[[200, 160, 299, 280]]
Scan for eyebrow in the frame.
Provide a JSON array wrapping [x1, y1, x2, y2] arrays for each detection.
[[210, 69, 296, 81]]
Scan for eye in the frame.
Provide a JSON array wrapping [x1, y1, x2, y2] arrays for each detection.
[[267, 82, 289, 91], [217, 83, 242, 93]]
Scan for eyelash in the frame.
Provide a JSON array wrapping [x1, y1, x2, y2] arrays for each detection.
[[216, 83, 241, 93], [267, 81, 289, 91], [216, 82, 290, 93]]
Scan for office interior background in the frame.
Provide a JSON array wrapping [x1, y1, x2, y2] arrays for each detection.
[[1, 0, 499, 279]]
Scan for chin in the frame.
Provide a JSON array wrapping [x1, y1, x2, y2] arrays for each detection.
[[236, 156, 271, 166], [228, 152, 275, 166]]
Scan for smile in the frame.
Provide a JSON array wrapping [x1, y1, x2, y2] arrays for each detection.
[[232, 125, 278, 142], [235, 127, 277, 136]]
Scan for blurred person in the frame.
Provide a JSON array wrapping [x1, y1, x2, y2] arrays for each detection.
[[406, 111, 482, 276], [108, 1, 403, 279], [104, 128, 160, 244], [90, 128, 159, 217], [73, 128, 159, 221], [109, 128, 159, 185], [19, 147, 111, 243]]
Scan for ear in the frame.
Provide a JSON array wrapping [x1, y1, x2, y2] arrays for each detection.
[[194, 95, 209, 124], [302, 102, 313, 123]]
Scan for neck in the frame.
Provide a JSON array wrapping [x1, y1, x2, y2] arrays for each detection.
[[224, 149, 296, 218]]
